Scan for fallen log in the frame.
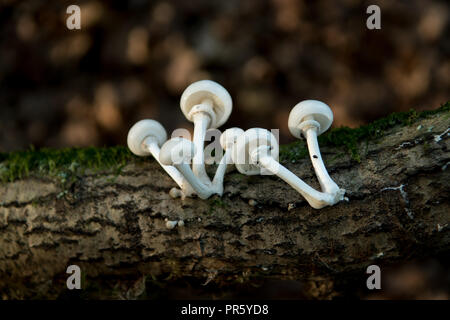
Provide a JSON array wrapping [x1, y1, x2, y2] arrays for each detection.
[[0, 103, 449, 299]]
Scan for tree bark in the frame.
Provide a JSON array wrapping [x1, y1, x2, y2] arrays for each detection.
[[0, 110, 449, 299]]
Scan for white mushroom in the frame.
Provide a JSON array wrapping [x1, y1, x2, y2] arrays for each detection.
[[288, 100, 343, 196], [127, 119, 193, 198], [211, 127, 244, 195], [232, 128, 343, 209], [180, 80, 233, 186], [232, 128, 279, 176], [165, 220, 178, 229], [159, 137, 214, 199]]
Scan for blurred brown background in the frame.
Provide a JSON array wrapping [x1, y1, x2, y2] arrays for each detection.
[[0, 0, 448, 152]]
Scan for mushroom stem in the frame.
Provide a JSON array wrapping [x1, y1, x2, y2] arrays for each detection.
[[211, 127, 244, 195], [251, 146, 343, 209], [143, 137, 194, 197], [192, 99, 213, 185], [175, 163, 214, 199], [211, 150, 233, 195], [303, 123, 340, 195]]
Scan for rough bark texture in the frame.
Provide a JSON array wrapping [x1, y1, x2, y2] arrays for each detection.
[[0, 111, 449, 299]]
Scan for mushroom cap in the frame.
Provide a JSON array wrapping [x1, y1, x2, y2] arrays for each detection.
[[288, 100, 333, 138], [127, 119, 167, 156], [220, 127, 244, 150], [180, 80, 233, 129], [159, 137, 196, 166], [232, 128, 279, 175]]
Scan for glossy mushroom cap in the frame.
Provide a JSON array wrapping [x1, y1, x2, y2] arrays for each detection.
[[232, 128, 279, 175], [288, 100, 334, 138], [220, 127, 244, 150], [159, 137, 196, 166], [127, 119, 168, 156], [180, 80, 233, 129]]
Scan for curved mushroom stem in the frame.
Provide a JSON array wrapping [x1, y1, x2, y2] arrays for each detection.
[[192, 99, 214, 186], [302, 117, 341, 195], [143, 137, 194, 198], [251, 146, 344, 209], [211, 150, 233, 196], [174, 163, 215, 199]]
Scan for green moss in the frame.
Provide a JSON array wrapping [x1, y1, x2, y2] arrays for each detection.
[[0, 146, 140, 183], [279, 142, 308, 164], [208, 198, 228, 214], [280, 101, 449, 163]]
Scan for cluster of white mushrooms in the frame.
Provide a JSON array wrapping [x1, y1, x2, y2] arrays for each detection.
[[127, 80, 345, 209]]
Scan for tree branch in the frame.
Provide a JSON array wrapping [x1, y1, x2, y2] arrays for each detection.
[[0, 105, 449, 299]]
